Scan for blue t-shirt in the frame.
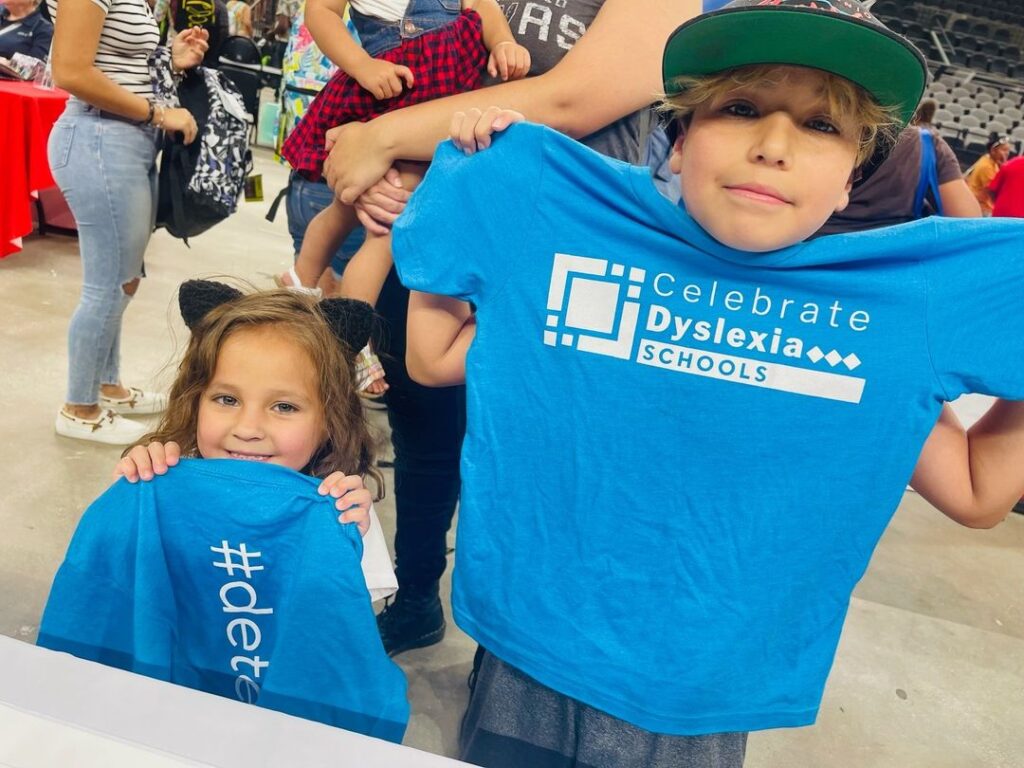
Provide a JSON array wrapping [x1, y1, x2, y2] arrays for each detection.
[[38, 460, 408, 742], [392, 123, 1024, 735]]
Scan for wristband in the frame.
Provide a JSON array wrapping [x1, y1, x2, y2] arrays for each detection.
[[141, 101, 155, 126]]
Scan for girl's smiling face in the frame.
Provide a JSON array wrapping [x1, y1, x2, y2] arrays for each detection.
[[196, 326, 326, 471], [670, 66, 861, 253]]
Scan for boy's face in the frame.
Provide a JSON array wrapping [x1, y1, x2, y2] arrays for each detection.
[[670, 66, 860, 252]]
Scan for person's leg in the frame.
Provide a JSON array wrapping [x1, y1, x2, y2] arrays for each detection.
[[460, 649, 748, 768], [51, 109, 158, 442], [337, 164, 423, 306], [285, 172, 366, 282], [285, 196, 361, 288], [336, 232, 395, 306], [374, 267, 466, 655]]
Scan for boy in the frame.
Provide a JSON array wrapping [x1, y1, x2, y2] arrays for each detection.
[[391, 0, 1024, 765]]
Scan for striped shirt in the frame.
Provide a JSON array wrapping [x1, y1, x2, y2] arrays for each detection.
[[47, 0, 160, 97]]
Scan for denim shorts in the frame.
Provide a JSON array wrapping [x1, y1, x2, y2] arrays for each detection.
[[285, 171, 366, 277]]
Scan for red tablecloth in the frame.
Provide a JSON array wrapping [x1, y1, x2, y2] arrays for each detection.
[[0, 81, 70, 259]]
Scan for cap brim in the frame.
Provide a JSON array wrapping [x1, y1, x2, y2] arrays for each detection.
[[663, 8, 928, 127]]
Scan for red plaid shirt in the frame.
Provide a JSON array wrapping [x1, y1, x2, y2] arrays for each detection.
[[281, 10, 487, 179]]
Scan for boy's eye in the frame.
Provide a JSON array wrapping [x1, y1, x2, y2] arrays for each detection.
[[272, 402, 299, 414], [721, 101, 758, 118], [213, 394, 238, 406], [807, 117, 839, 134]]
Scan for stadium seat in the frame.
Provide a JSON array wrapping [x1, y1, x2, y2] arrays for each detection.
[[959, 113, 983, 129]]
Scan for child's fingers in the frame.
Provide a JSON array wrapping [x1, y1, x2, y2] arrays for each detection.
[[498, 49, 510, 81], [126, 444, 155, 480], [163, 441, 182, 470], [396, 65, 414, 90], [338, 508, 371, 537], [114, 458, 139, 483], [335, 487, 372, 510], [487, 52, 498, 79], [451, 109, 483, 154]]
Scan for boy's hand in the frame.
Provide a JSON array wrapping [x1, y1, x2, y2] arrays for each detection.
[[450, 106, 525, 155], [487, 41, 530, 82], [114, 441, 181, 483], [318, 472, 372, 537], [351, 58, 415, 100]]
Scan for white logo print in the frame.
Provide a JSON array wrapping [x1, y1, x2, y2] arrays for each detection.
[[544, 253, 644, 359], [544, 254, 869, 404]]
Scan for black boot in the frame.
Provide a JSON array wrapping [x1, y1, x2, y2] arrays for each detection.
[[377, 584, 446, 657]]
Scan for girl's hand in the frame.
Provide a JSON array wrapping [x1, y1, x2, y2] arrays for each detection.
[[351, 58, 415, 100], [114, 441, 181, 483], [449, 106, 525, 155], [487, 41, 531, 82], [162, 107, 199, 145], [318, 472, 372, 537], [354, 167, 410, 235], [170, 27, 210, 72]]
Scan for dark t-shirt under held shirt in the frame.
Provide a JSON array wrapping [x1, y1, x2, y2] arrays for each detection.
[[819, 126, 963, 235], [493, 0, 644, 163]]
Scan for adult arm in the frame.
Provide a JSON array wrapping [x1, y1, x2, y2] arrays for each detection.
[[50, 0, 203, 140], [934, 134, 981, 218], [909, 401, 1024, 528], [239, 3, 252, 37], [324, 0, 702, 201], [405, 292, 474, 387], [50, 0, 154, 120], [937, 179, 982, 217]]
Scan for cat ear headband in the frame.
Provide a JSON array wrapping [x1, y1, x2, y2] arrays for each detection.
[[178, 279, 374, 356]]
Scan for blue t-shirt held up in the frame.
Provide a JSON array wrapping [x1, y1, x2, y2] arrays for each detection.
[[38, 460, 409, 742], [392, 123, 1024, 735]]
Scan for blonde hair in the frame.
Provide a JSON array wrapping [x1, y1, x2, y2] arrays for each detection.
[[131, 289, 384, 497], [662, 64, 901, 166]]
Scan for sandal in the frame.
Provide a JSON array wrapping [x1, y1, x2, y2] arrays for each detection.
[[274, 265, 323, 298], [354, 345, 387, 409]]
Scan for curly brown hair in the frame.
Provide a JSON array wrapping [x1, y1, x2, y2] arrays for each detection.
[[130, 289, 384, 498]]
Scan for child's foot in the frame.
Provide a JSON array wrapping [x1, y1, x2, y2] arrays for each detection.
[[355, 345, 388, 408], [274, 265, 323, 298]]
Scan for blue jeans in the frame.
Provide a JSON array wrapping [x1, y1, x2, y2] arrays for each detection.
[[285, 171, 365, 277], [48, 99, 160, 405]]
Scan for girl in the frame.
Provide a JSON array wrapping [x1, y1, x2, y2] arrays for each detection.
[[115, 281, 393, 583], [277, 0, 530, 393]]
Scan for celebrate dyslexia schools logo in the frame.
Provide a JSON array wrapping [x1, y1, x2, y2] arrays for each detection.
[[544, 253, 868, 404]]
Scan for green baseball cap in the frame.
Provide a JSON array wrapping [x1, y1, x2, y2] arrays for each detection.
[[662, 0, 929, 127]]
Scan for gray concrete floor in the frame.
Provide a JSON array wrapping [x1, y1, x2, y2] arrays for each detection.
[[1, 148, 1023, 767]]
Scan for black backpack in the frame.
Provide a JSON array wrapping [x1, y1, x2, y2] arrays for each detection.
[[156, 67, 252, 243]]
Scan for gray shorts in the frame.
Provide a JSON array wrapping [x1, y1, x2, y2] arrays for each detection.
[[459, 648, 748, 768]]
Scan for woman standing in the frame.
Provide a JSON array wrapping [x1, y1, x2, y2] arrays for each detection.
[[47, 0, 206, 444]]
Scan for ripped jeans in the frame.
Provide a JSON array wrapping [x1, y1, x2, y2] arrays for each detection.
[[48, 99, 160, 405]]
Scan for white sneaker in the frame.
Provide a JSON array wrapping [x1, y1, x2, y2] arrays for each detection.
[[98, 387, 168, 416], [55, 409, 150, 446]]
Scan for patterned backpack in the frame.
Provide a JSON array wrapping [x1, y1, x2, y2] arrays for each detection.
[[154, 50, 252, 243]]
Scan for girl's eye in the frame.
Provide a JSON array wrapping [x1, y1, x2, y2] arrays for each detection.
[[213, 394, 238, 406], [721, 101, 758, 118], [273, 402, 299, 414], [807, 117, 839, 134]]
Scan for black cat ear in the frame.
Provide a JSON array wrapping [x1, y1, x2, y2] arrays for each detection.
[[318, 298, 375, 355], [179, 280, 244, 330]]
